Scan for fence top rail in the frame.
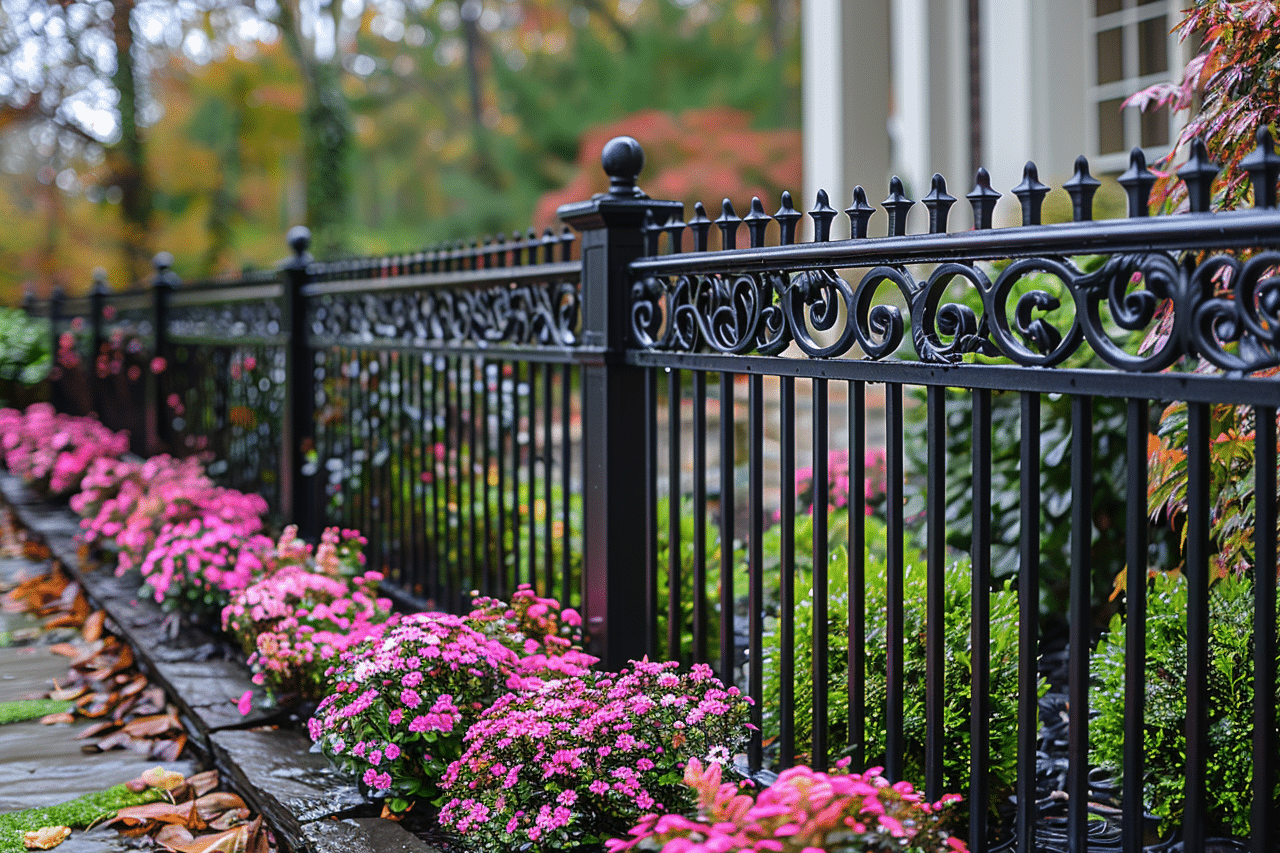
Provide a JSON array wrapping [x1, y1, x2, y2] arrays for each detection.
[[169, 282, 284, 307], [303, 259, 582, 297], [629, 205, 1280, 274]]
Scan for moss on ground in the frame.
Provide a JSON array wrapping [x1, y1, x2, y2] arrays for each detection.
[[0, 784, 163, 853], [0, 699, 71, 725]]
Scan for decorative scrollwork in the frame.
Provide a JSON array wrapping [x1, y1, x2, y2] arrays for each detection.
[[624, 247, 1279, 375], [309, 279, 581, 347], [1191, 252, 1280, 373], [170, 301, 280, 340]]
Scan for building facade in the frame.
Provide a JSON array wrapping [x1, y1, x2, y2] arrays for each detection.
[[802, 0, 1194, 233]]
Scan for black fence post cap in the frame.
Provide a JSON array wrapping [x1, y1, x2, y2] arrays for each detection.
[[602, 136, 646, 198], [287, 225, 313, 265], [91, 268, 110, 294], [151, 252, 179, 288]]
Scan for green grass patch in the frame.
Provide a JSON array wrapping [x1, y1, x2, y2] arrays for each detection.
[[0, 784, 164, 853], [0, 699, 71, 725]]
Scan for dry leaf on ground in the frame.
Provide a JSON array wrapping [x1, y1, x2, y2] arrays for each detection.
[[22, 826, 71, 850]]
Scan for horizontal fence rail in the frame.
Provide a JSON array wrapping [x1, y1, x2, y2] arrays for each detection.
[[18, 132, 1280, 853]]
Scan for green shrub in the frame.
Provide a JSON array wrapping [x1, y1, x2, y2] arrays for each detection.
[[1091, 570, 1280, 837], [0, 308, 49, 406], [762, 513, 1028, 818]]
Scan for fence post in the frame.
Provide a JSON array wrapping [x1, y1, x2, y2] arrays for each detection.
[[89, 269, 109, 415], [151, 252, 179, 454], [557, 137, 683, 671], [48, 287, 64, 412], [280, 226, 320, 540]]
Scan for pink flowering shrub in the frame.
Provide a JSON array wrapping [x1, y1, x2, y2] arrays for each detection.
[[794, 448, 888, 517], [222, 526, 391, 700], [309, 598, 597, 811], [609, 758, 967, 853], [137, 487, 273, 618], [73, 455, 212, 569], [0, 404, 129, 497], [438, 659, 751, 853], [467, 583, 586, 680]]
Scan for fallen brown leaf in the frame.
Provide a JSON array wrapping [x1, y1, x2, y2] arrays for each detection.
[[141, 766, 187, 791], [22, 826, 70, 850], [123, 714, 180, 738], [168, 815, 265, 853], [153, 824, 196, 851], [47, 642, 79, 658], [81, 610, 105, 642], [39, 713, 75, 725], [186, 771, 220, 798], [47, 684, 86, 702], [149, 735, 186, 763], [72, 721, 116, 740]]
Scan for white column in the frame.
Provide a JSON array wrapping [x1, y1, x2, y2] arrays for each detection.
[[802, 0, 891, 240]]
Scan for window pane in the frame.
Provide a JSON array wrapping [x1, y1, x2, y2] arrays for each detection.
[[1096, 0, 1122, 14], [1141, 104, 1170, 147], [1097, 27, 1124, 84], [1099, 98, 1126, 154], [1138, 15, 1169, 75]]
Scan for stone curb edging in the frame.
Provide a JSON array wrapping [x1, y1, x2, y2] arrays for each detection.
[[0, 473, 439, 853]]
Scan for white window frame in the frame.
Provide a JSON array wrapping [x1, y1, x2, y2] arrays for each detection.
[[1087, 0, 1189, 172]]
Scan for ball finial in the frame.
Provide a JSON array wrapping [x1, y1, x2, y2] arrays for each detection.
[[288, 225, 312, 258], [601, 136, 645, 197], [152, 251, 174, 272]]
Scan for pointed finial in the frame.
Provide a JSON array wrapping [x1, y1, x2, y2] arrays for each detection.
[[967, 168, 1000, 230], [1012, 161, 1050, 226], [921, 174, 956, 234], [559, 225, 574, 261], [1242, 126, 1280, 208], [643, 209, 662, 257], [689, 201, 712, 252], [774, 191, 801, 245], [1177, 138, 1219, 213], [601, 136, 646, 198], [845, 186, 875, 239], [809, 189, 838, 242], [663, 212, 686, 254], [715, 198, 741, 250], [882, 177, 914, 237], [1063, 156, 1102, 222], [743, 197, 771, 248], [1118, 148, 1156, 217]]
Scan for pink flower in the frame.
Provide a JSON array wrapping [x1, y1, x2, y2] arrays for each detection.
[[237, 690, 253, 716]]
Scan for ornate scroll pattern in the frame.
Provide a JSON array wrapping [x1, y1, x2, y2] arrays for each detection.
[[169, 301, 283, 341], [629, 250, 1280, 374], [309, 280, 581, 347]]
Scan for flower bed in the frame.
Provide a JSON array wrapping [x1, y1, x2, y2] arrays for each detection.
[[0, 402, 968, 853]]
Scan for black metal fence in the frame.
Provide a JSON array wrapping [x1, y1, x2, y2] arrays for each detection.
[[23, 134, 1280, 853]]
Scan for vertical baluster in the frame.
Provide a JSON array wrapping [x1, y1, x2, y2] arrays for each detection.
[[482, 359, 492, 597], [469, 356, 481, 597], [812, 378, 829, 770], [925, 385, 946, 801], [780, 375, 796, 767], [445, 354, 459, 609], [504, 358, 514, 591], [668, 368, 683, 661], [1123, 398, 1148, 853], [1068, 396, 1093, 853], [543, 362, 554, 596], [391, 352, 405, 589], [1184, 401, 1210, 853], [848, 380, 866, 769], [693, 370, 708, 664], [429, 355, 443, 604], [645, 368, 659, 659], [1253, 406, 1278, 853], [561, 363, 573, 608], [748, 374, 765, 770], [885, 383, 905, 782], [719, 372, 736, 687], [970, 388, 992, 853], [527, 361, 538, 590], [495, 360, 507, 599], [1017, 393, 1041, 853], [410, 354, 425, 599]]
